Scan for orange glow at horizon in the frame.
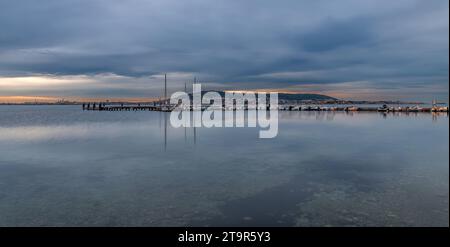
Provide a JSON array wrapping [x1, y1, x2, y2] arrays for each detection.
[[0, 96, 159, 104]]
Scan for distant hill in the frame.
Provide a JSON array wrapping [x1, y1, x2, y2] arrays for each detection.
[[276, 93, 337, 101], [189, 91, 337, 101]]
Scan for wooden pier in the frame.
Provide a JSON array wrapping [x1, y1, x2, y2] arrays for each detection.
[[82, 74, 449, 114], [81, 74, 448, 114], [82, 103, 173, 112], [83, 102, 448, 113]]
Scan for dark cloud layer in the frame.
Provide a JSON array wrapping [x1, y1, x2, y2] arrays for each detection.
[[0, 0, 448, 100]]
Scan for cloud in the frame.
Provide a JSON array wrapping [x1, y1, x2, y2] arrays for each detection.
[[0, 0, 448, 100]]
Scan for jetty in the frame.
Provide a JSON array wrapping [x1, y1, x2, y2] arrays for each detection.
[[83, 73, 174, 112], [82, 74, 448, 113], [83, 102, 448, 113], [82, 102, 174, 112]]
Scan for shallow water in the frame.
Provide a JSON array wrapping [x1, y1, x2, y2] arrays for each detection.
[[0, 105, 448, 226]]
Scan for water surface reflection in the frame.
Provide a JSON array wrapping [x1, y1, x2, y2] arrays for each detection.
[[0, 106, 448, 226]]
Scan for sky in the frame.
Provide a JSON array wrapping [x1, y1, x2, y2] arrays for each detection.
[[0, 0, 448, 102]]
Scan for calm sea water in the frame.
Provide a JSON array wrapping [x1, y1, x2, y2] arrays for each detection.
[[0, 105, 448, 226]]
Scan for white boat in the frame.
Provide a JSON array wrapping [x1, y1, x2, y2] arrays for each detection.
[[409, 105, 422, 112]]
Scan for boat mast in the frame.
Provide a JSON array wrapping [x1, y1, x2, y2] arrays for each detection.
[[164, 73, 167, 105]]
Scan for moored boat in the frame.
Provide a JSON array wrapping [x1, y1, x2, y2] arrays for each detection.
[[377, 104, 389, 112]]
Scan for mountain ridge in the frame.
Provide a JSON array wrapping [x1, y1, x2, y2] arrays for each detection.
[[191, 90, 338, 101]]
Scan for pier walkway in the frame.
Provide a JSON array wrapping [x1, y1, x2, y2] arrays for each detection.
[[83, 103, 173, 112], [83, 103, 448, 113]]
